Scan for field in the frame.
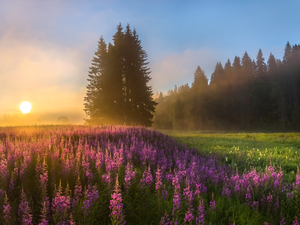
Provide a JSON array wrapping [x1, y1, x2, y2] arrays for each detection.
[[0, 126, 300, 224], [162, 130, 300, 184]]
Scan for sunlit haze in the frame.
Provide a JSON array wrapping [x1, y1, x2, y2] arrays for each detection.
[[1, 0, 299, 126], [20, 102, 31, 114]]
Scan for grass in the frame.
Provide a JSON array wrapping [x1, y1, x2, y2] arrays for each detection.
[[161, 130, 300, 183]]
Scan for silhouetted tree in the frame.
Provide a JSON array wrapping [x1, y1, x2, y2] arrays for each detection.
[[84, 23, 157, 126]]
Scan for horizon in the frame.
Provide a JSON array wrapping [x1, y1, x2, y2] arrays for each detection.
[[1, 0, 300, 125]]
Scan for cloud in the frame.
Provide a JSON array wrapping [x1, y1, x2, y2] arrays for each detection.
[[149, 48, 221, 93]]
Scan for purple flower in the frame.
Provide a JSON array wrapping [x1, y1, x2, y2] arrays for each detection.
[[51, 181, 71, 224], [160, 211, 171, 225], [184, 207, 194, 224], [293, 216, 299, 225], [82, 185, 99, 216], [267, 193, 273, 205], [222, 186, 231, 198], [162, 188, 168, 200], [109, 175, 126, 225], [3, 192, 11, 225], [173, 192, 181, 212], [195, 197, 206, 225], [72, 175, 82, 207], [39, 201, 49, 225], [102, 173, 111, 184], [209, 192, 216, 212], [140, 165, 153, 189], [280, 217, 286, 225], [155, 165, 163, 193], [18, 189, 33, 225], [124, 163, 136, 191], [183, 184, 194, 207]]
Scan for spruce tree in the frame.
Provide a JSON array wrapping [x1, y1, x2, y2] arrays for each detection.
[[84, 36, 107, 124], [84, 23, 157, 126], [191, 66, 208, 92]]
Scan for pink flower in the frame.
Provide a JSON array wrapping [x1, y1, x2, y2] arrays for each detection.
[[109, 175, 126, 225], [184, 207, 194, 224], [124, 163, 135, 191], [195, 197, 206, 225], [18, 189, 33, 225], [209, 192, 216, 212], [3, 192, 11, 225], [140, 165, 153, 189], [82, 185, 99, 216]]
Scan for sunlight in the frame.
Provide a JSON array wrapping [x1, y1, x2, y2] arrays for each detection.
[[20, 101, 31, 114]]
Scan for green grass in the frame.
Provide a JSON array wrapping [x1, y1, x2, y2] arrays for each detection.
[[160, 130, 300, 183]]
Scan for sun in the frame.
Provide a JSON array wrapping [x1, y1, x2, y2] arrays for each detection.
[[20, 102, 32, 114]]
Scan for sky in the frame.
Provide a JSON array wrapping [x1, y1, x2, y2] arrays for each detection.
[[1, 0, 300, 125]]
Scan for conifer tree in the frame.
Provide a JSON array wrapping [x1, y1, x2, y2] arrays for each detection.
[[84, 23, 157, 126], [84, 36, 107, 124], [191, 66, 208, 92], [256, 49, 267, 77]]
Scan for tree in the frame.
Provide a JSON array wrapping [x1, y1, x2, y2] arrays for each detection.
[[255, 49, 267, 78], [84, 23, 157, 126], [191, 66, 208, 92], [84, 36, 107, 124], [57, 116, 69, 124], [267, 53, 277, 77]]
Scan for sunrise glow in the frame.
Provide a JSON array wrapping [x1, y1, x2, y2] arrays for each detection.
[[20, 102, 32, 114]]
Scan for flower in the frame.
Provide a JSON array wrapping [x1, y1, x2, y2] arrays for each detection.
[[195, 197, 206, 225], [3, 192, 11, 225], [18, 189, 33, 225], [209, 192, 216, 212], [109, 175, 126, 225]]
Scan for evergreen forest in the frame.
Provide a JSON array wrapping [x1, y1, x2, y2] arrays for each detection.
[[153, 42, 300, 131]]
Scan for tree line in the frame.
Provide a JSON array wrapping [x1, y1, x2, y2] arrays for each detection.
[[153, 42, 300, 130], [84, 23, 157, 127]]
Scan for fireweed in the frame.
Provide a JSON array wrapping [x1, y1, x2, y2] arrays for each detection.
[[0, 125, 300, 223]]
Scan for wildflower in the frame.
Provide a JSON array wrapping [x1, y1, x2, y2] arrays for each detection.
[[183, 183, 194, 207], [280, 212, 286, 225], [155, 165, 163, 194], [293, 216, 299, 225], [252, 201, 259, 210], [195, 197, 206, 225], [82, 185, 99, 216], [39, 201, 49, 225], [51, 181, 71, 224], [267, 193, 273, 205], [209, 192, 216, 212], [18, 188, 33, 225], [140, 165, 153, 188], [124, 163, 135, 191], [102, 173, 111, 185], [273, 197, 279, 213], [280, 217, 286, 225], [184, 207, 194, 224], [72, 175, 82, 207], [160, 211, 171, 225], [109, 175, 126, 225], [3, 192, 11, 225], [172, 192, 181, 212], [222, 185, 231, 198]]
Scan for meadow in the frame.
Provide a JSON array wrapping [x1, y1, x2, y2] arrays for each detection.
[[0, 126, 300, 224], [162, 130, 300, 184]]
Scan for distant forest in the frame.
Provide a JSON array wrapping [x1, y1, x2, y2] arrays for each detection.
[[153, 42, 300, 131]]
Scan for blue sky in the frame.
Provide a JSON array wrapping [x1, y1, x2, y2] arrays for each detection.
[[0, 0, 299, 124]]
